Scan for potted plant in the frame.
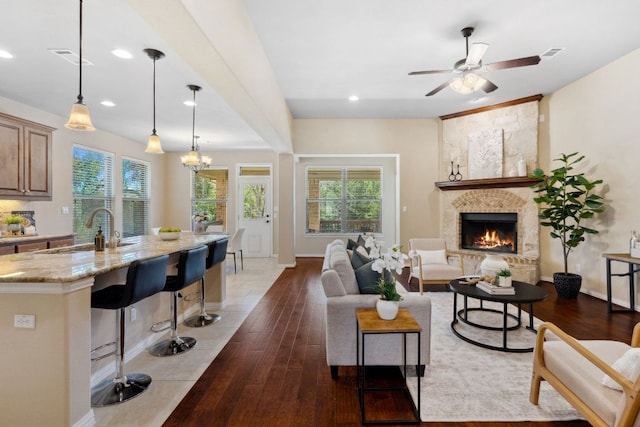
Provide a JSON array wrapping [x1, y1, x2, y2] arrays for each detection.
[[367, 237, 408, 319], [4, 214, 24, 232], [495, 268, 512, 287], [530, 152, 604, 298]]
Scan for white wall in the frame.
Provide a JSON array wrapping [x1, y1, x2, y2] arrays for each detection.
[[546, 48, 640, 304]]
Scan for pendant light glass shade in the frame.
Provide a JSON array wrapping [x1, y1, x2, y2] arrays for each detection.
[[66, 101, 95, 131], [145, 132, 163, 154], [65, 0, 95, 132], [181, 85, 211, 173], [144, 48, 165, 154], [449, 72, 487, 94]]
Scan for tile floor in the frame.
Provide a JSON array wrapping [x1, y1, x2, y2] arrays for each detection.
[[93, 257, 284, 427]]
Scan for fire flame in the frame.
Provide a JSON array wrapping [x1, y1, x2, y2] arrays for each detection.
[[473, 228, 513, 250]]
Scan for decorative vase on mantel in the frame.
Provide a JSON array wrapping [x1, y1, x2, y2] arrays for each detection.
[[480, 254, 509, 277], [376, 299, 399, 320]]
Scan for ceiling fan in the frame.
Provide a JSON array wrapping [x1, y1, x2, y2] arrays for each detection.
[[409, 27, 541, 96]]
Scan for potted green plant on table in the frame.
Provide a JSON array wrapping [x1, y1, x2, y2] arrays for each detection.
[[530, 152, 604, 298], [4, 214, 24, 232], [495, 268, 512, 287], [365, 235, 408, 319]]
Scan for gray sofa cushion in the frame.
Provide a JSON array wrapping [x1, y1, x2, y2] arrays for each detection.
[[329, 244, 359, 294]]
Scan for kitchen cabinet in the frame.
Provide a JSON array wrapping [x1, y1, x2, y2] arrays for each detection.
[[0, 234, 73, 254], [0, 112, 55, 200]]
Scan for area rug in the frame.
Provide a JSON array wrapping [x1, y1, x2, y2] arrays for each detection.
[[405, 292, 583, 422]]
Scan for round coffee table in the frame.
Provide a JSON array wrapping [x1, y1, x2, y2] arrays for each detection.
[[449, 279, 548, 353]]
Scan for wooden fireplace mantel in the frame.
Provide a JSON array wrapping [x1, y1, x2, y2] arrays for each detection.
[[435, 176, 541, 191]]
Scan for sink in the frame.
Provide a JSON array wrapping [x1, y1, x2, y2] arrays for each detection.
[[37, 241, 136, 254]]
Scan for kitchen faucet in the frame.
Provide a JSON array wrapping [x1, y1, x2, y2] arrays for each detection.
[[86, 208, 119, 249]]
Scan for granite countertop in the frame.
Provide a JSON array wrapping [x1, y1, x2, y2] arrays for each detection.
[[0, 233, 74, 244], [0, 233, 225, 283]]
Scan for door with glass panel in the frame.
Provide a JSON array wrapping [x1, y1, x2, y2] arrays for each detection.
[[238, 170, 272, 258]]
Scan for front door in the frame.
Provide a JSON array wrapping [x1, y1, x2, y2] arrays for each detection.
[[238, 175, 272, 258]]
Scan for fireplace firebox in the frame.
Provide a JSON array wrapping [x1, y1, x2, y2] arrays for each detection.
[[460, 213, 517, 254]]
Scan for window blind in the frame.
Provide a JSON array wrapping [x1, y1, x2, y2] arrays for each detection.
[[122, 157, 149, 238]]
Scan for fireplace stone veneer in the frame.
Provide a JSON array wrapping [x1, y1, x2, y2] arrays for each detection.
[[441, 188, 540, 284]]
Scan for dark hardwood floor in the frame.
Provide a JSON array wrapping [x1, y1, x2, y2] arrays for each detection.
[[163, 257, 640, 426]]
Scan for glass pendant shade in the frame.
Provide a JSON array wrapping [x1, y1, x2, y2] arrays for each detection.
[[65, 101, 95, 131], [181, 84, 211, 173], [145, 132, 164, 154]]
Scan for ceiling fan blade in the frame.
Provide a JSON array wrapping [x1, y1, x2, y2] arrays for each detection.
[[484, 55, 541, 71], [466, 42, 488, 66], [409, 69, 452, 76], [479, 78, 498, 93], [425, 79, 455, 97]]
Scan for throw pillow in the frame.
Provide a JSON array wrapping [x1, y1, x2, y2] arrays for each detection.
[[347, 238, 358, 250], [351, 248, 370, 269], [357, 235, 370, 252], [602, 347, 640, 391], [354, 261, 394, 294], [416, 249, 448, 265]]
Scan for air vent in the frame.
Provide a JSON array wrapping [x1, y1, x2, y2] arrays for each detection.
[[48, 48, 93, 66], [541, 48, 564, 59]]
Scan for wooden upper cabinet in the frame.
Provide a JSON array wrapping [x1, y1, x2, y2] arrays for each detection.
[[0, 113, 54, 200]]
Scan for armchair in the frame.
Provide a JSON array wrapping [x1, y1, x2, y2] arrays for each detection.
[[530, 322, 640, 427], [409, 238, 463, 294]]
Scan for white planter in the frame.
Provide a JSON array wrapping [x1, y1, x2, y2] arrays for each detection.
[[480, 254, 509, 277], [7, 224, 21, 232], [498, 276, 512, 287], [376, 299, 399, 320]]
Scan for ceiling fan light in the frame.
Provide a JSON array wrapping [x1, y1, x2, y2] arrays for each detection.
[[449, 77, 472, 94], [145, 132, 164, 154], [65, 101, 95, 131]]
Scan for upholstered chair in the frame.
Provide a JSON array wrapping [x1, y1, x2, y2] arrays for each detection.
[[409, 238, 463, 294]]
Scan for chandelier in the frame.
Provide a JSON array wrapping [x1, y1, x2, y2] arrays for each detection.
[[180, 84, 211, 173]]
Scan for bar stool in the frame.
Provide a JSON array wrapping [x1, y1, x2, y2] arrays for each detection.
[[185, 237, 229, 327], [149, 245, 207, 356], [90, 254, 170, 407]]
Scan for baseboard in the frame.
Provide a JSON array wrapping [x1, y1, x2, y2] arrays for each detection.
[[278, 262, 296, 268], [72, 410, 95, 427]]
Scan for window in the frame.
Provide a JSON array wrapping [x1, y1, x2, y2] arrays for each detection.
[[122, 157, 149, 238], [192, 169, 228, 231], [306, 167, 382, 234], [72, 146, 114, 244]]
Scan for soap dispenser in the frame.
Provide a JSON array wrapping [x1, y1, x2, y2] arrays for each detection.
[[95, 226, 105, 251]]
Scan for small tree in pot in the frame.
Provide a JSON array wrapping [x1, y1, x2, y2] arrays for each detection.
[[530, 152, 604, 298]]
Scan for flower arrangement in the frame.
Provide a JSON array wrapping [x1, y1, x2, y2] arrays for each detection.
[[364, 234, 408, 301], [3, 214, 24, 225], [192, 212, 210, 223]]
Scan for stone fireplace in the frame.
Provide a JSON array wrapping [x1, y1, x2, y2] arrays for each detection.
[[441, 187, 540, 284], [460, 212, 517, 254]]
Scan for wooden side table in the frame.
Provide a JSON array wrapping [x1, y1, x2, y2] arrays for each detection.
[[356, 308, 421, 424], [602, 253, 640, 312]]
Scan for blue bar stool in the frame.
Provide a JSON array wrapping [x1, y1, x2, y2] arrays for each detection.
[[185, 237, 229, 327], [149, 245, 207, 356], [90, 254, 170, 407]]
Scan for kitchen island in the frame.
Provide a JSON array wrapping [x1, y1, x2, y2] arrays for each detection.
[[0, 233, 227, 427]]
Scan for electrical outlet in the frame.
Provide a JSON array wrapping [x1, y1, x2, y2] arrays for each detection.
[[130, 307, 137, 322], [14, 314, 36, 329]]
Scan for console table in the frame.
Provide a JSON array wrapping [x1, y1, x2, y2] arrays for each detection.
[[602, 253, 640, 313], [356, 308, 421, 424]]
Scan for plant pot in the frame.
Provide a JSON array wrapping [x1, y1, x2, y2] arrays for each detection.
[[7, 224, 21, 232], [553, 272, 582, 298], [498, 276, 512, 287], [480, 254, 509, 277], [376, 299, 399, 320]]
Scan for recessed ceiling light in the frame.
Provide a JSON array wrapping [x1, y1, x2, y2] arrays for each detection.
[[348, 95, 359, 101], [111, 49, 132, 59], [100, 100, 116, 107], [0, 50, 14, 59]]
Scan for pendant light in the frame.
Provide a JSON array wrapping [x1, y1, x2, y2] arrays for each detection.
[[143, 48, 165, 154], [65, 0, 95, 131], [181, 85, 212, 173]]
